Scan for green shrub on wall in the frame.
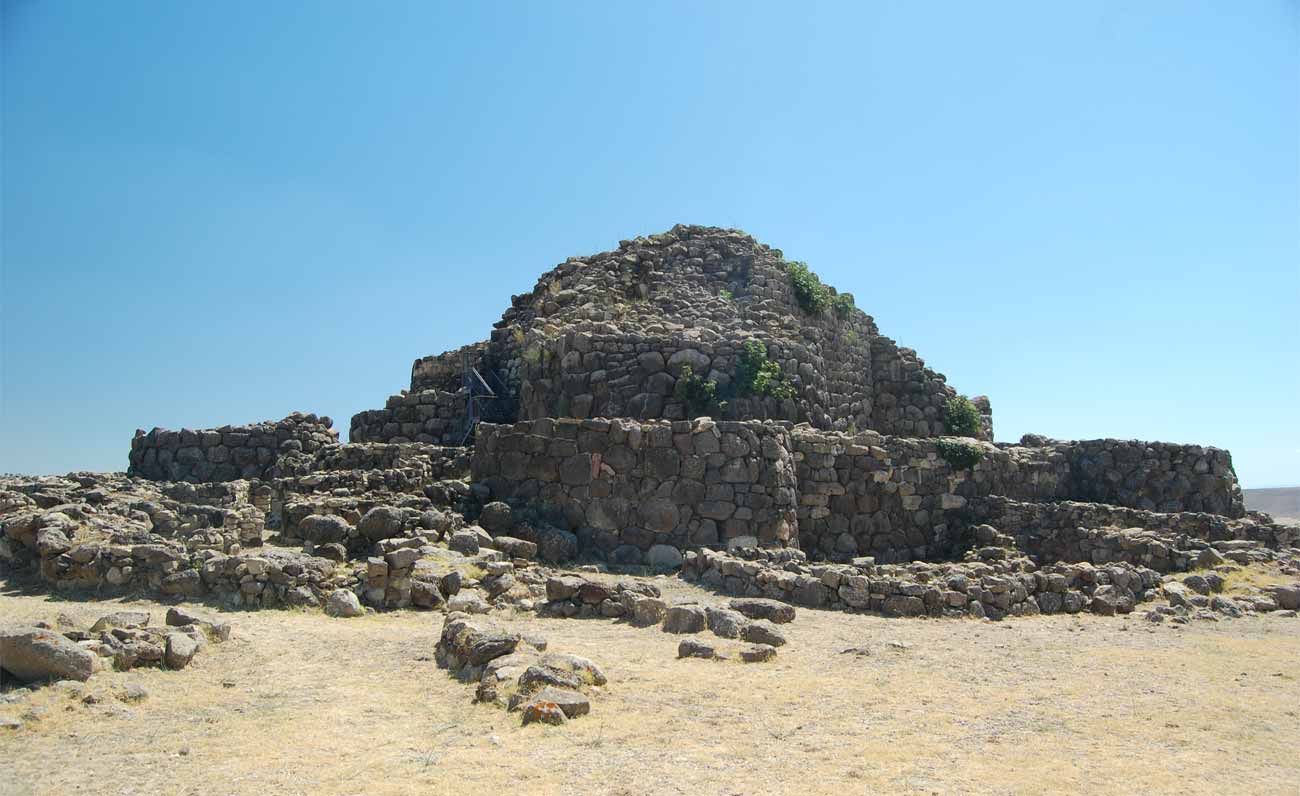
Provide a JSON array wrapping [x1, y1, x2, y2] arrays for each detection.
[[781, 260, 831, 315], [675, 365, 725, 417], [936, 439, 984, 471], [944, 395, 982, 438], [831, 291, 856, 320], [734, 339, 796, 401]]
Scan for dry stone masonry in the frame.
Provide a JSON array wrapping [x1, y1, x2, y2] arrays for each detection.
[[2, 224, 1296, 633], [129, 413, 338, 483]]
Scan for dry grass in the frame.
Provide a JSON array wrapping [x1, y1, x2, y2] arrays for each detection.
[[1, 573, 1298, 796]]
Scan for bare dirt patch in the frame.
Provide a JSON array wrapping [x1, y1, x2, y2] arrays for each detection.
[[2, 578, 1298, 796]]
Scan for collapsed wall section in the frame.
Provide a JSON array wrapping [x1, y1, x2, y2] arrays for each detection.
[[129, 414, 338, 483], [471, 418, 798, 564]]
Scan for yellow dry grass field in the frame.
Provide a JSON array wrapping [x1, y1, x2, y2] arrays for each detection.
[[2, 577, 1298, 796]]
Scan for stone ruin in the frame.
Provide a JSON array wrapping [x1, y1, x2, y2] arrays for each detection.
[[3, 224, 1298, 722]]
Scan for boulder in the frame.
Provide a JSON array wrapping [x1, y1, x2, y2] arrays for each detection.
[[90, 611, 151, 633], [537, 653, 606, 687], [527, 686, 589, 719], [448, 530, 480, 555], [519, 663, 583, 693], [298, 514, 352, 544], [479, 502, 514, 534], [704, 607, 747, 639], [1267, 584, 1300, 611], [739, 619, 787, 647], [164, 633, 199, 670], [645, 544, 684, 570], [662, 604, 706, 634], [0, 625, 97, 683], [447, 593, 492, 614], [546, 575, 586, 602], [728, 598, 796, 624], [164, 607, 232, 642], [522, 700, 567, 726], [536, 526, 579, 564], [411, 580, 446, 609], [436, 614, 519, 670], [491, 536, 537, 560], [629, 596, 668, 627], [324, 590, 364, 618], [358, 506, 405, 542], [739, 643, 777, 663], [677, 638, 717, 659], [439, 570, 462, 598]]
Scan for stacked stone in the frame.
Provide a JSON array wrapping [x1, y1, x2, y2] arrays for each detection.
[[536, 574, 663, 619], [356, 535, 467, 610], [268, 443, 471, 517], [516, 332, 802, 424], [683, 547, 1164, 620], [311, 442, 469, 478], [410, 341, 491, 392], [405, 223, 988, 439], [349, 389, 470, 445], [1058, 438, 1244, 517], [129, 413, 338, 483], [147, 480, 265, 551], [193, 548, 341, 608], [278, 495, 441, 544], [792, 428, 1073, 561], [868, 336, 989, 439], [1020, 525, 1285, 573], [971, 496, 1298, 555], [472, 417, 799, 562], [789, 428, 1250, 562]]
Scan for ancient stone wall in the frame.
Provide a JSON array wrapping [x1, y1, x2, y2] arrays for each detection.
[[968, 496, 1297, 561], [1051, 438, 1244, 517], [349, 389, 468, 446], [408, 225, 990, 439], [471, 418, 798, 563], [792, 429, 1071, 562], [790, 430, 1247, 563], [410, 341, 490, 393], [515, 332, 800, 424], [128, 414, 338, 483]]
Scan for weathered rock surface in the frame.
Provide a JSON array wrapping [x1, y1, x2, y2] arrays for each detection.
[[0, 625, 98, 683]]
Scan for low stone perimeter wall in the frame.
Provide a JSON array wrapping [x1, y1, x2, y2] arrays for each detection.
[[129, 414, 338, 483], [471, 418, 799, 562]]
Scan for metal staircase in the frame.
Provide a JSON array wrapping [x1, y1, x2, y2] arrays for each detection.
[[460, 351, 514, 445]]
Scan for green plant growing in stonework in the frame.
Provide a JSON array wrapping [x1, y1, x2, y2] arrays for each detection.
[[781, 260, 831, 315], [944, 395, 983, 438], [719, 289, 733, 301], [831, 291, 856, 320], [734, 339, 796, 401], [675, 365, 726, 417], [935, 439, 984, 471]]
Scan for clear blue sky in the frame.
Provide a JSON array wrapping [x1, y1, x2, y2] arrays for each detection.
[[2, 1, 1297, 487]]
